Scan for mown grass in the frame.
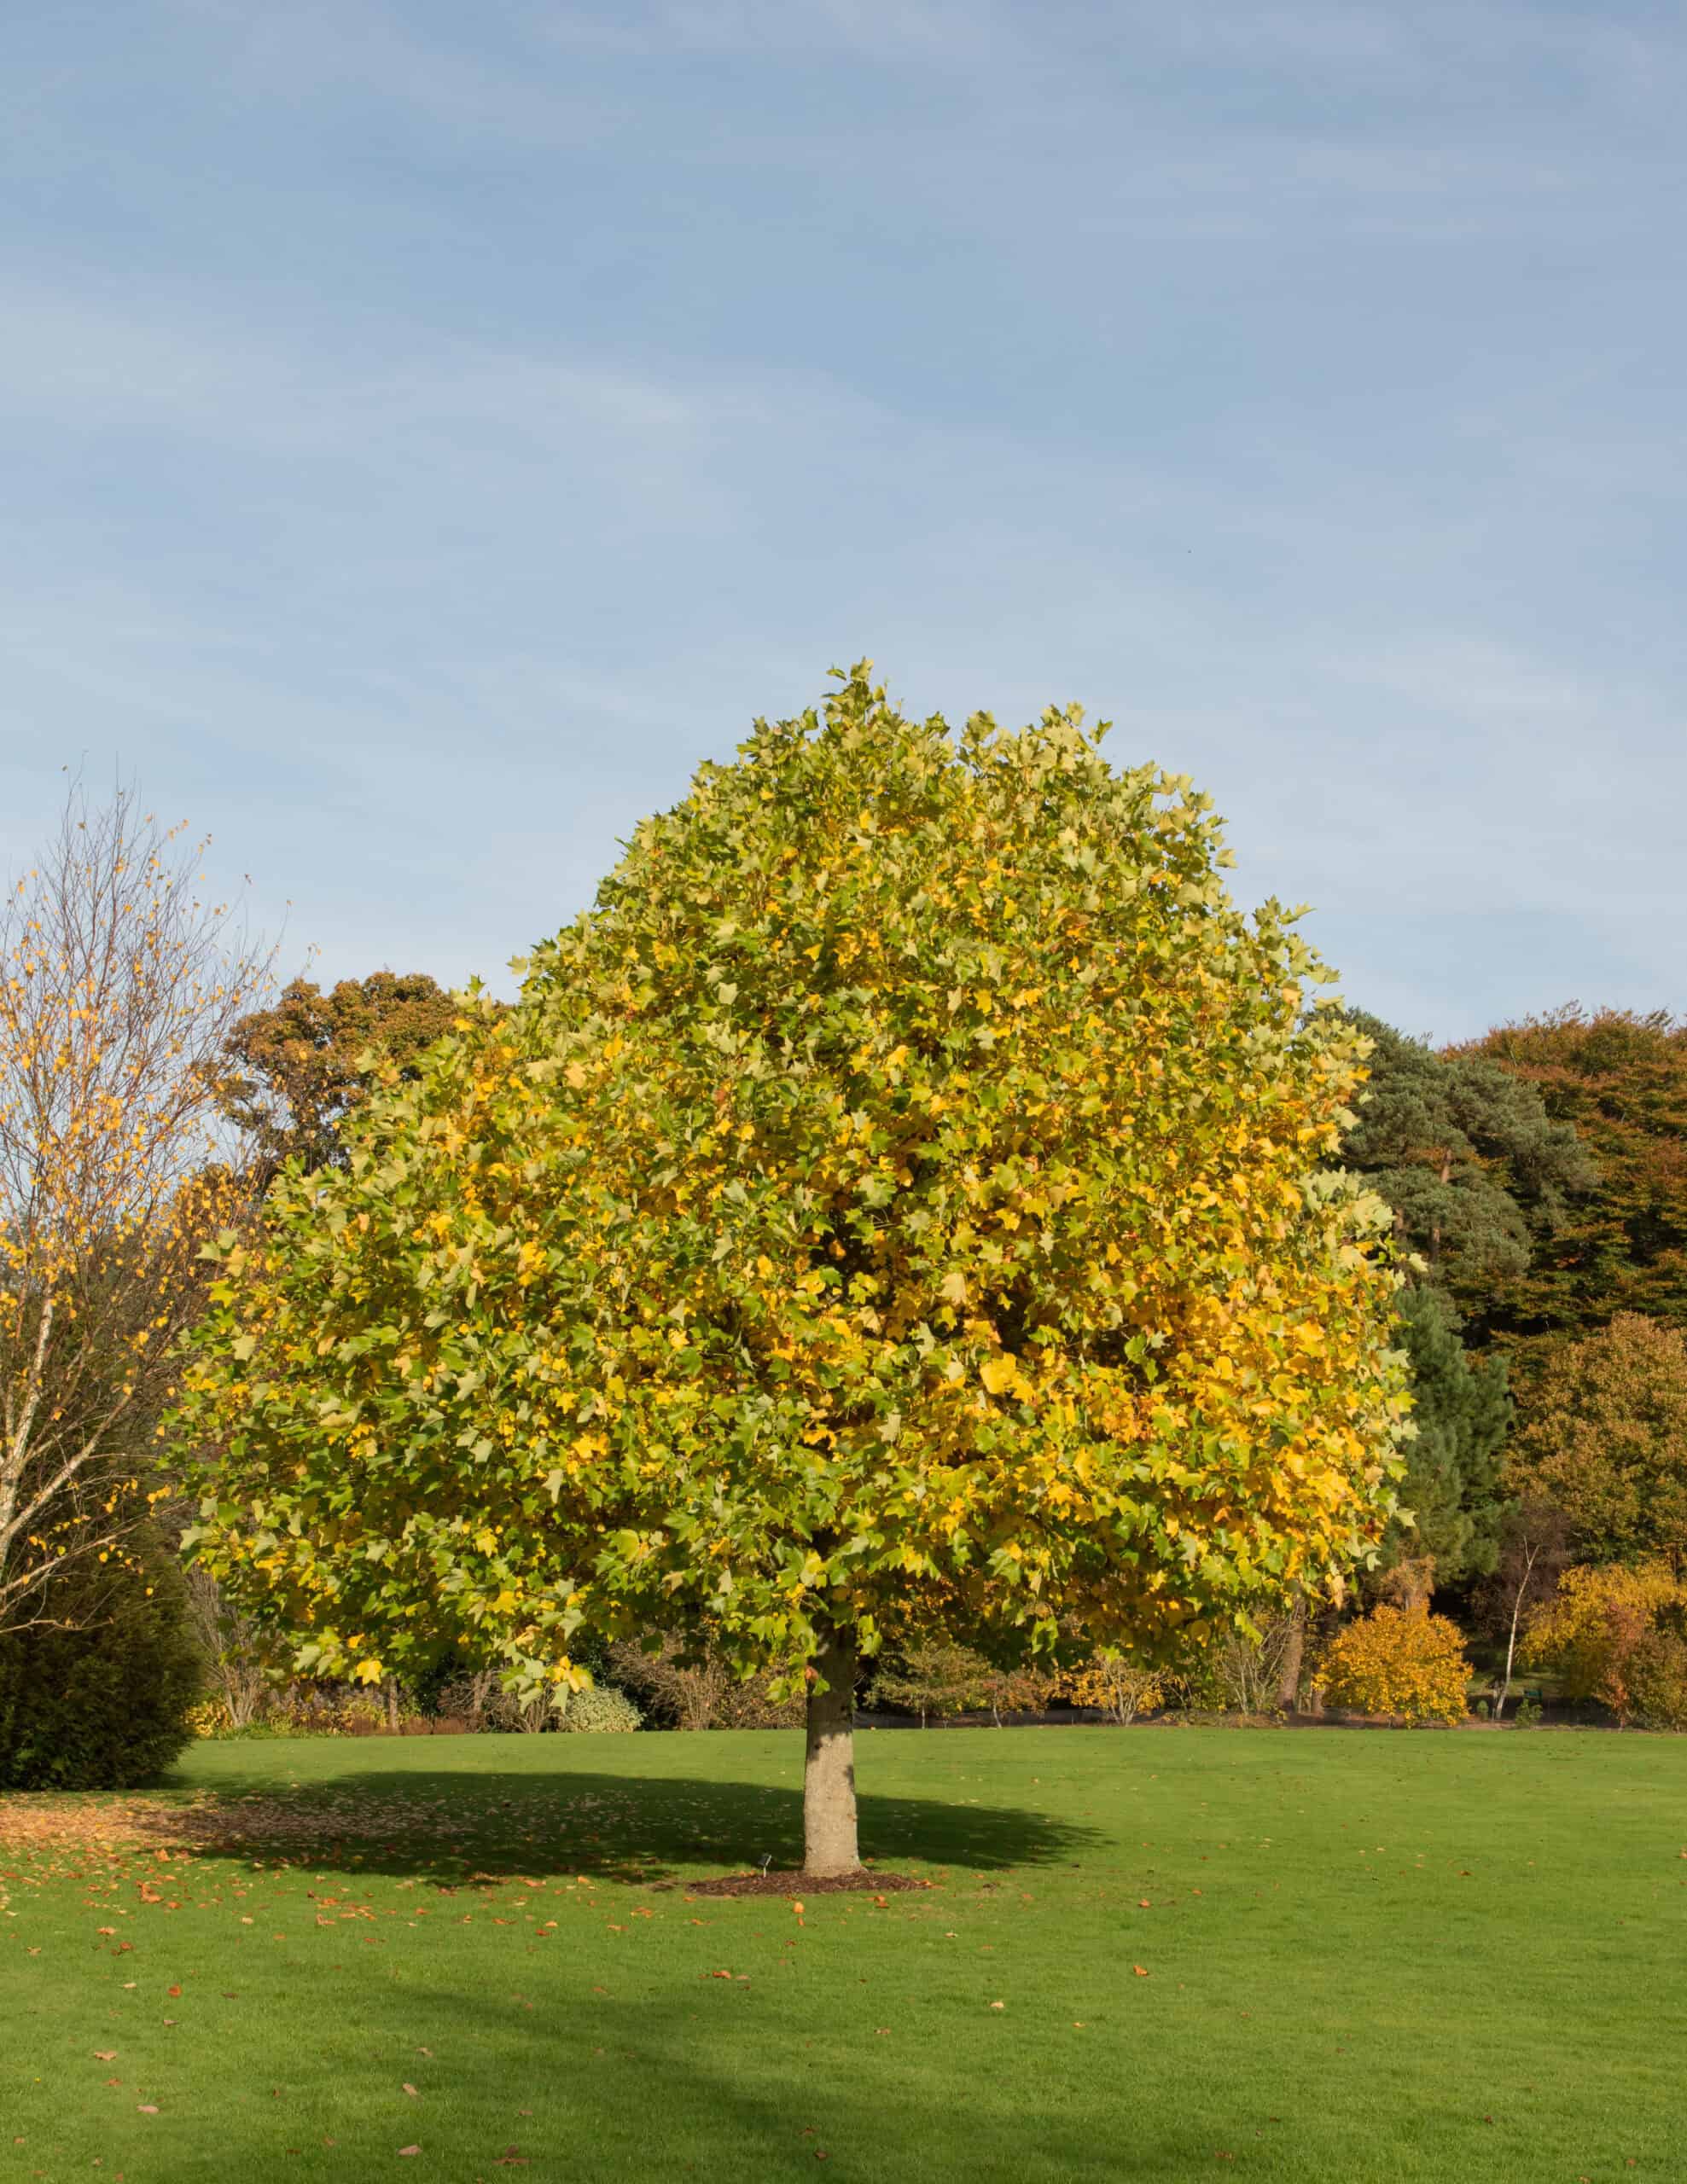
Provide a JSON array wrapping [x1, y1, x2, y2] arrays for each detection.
[[3, 1723, 1683, 2182]]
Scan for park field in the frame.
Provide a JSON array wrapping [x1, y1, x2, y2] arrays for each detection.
[[2, 1724, 1683, 2183]]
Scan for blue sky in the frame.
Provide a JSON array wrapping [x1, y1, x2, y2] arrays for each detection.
[[3, 1, 1682, 1042]]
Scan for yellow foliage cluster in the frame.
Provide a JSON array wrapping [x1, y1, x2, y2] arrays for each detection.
[[1319, 1604, 1471, 1724], [1521, 1562, 1685, 1722], [1061, 1652, 1164, 1722]]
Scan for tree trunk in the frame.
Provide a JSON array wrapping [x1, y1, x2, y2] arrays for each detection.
[[1277, 1594, 1307, 1713], [1493, 1542, 1539, 1724], [803, 1624, 860, 1877]]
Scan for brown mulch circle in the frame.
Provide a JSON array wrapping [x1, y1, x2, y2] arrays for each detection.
[[684, 1869, 934, 1897]]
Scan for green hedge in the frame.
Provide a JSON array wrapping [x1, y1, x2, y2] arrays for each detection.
[[0, 1532, 205, 1789]]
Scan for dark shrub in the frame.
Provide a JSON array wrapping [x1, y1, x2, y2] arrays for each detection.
[[0, 1531, 205, 1788]]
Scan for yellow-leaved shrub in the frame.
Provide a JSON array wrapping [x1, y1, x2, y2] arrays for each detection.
[[1319, 1604, 1471, 1724], [1062, 1653, 1164, 1723]]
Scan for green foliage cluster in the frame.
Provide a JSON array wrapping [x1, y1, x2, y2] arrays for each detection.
[[1337, 1010, 1594, 1321], [0, 1530, 203, 1788], [1386, 1282, 1510, 1588]]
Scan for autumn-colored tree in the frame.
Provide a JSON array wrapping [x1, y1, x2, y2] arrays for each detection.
[[1, 786, 270, 1634], [1318, 1603, 1472, 1724], [1454, 1008, 1687, 1351], [1061, 1652, 1164, 1723], [1520, 1561, 1687, 1728], [218, 971, 460, 1179], [180, 667, 1411, 1874], [1504, 1314, 1687, 1574]]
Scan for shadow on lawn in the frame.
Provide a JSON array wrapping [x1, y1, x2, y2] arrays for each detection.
[[70, 1765, 1103, 1885], [155, 1960, 1184, 2184]]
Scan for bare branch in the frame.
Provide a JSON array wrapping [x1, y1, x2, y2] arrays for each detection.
[[0, 778, 273, 1629]]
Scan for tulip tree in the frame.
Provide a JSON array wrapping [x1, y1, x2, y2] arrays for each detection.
[[182, 668, 1410, 1874]]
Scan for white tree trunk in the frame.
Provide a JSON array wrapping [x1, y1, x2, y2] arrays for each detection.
[[1493, 1542, 1539, 1724]]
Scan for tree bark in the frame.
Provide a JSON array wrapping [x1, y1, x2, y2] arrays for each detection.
[[803, 1623, 860, 1877], [1277, 1593, 1307, 1713]]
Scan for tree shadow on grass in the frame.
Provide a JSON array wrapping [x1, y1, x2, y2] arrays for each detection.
[[151, 1955, 1196, 2184], [62, 1763, 1104, 1886]]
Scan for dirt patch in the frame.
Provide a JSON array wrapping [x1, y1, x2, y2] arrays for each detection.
[[682, 1869, 934, 1897]]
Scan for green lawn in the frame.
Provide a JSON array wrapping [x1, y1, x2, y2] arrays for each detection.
[[3, 1724, 1683, 2182]]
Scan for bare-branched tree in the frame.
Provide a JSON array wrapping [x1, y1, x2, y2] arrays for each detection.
[[0, 782, 271, 1632]]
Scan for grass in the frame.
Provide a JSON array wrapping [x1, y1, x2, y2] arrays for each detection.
[[3, 1723, 1684, 2183]]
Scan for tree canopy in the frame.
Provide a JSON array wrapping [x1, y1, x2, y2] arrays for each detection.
[[1335, 1010, 1594, 1335], [1384, 1281, 1510, 1591], [1505, 1312, 1687, 1575], [1329, 1010, 1572, 1594], [182, 668, 1411, 1867], [217, 972, 459, 1179], [1454, 1008, 1687, 1347]]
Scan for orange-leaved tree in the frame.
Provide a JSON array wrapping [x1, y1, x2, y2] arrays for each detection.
[[0, 785, 271, 1634], [180, 668, 1410, 1873]]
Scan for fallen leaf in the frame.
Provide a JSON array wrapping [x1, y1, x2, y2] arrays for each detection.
[[989, 2001, 1004, 2010], [403, 2083, 418, 2098], [137, 2106, 159, 2116], [166, 1985, 182, 1997], [398, 2147, 421, 2158], [93, 2052, 117, 2062], [1133, 1966, 1149, 1978]]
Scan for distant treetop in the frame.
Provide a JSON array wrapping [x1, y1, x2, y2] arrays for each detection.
[[218, 970, 462, 1177]]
